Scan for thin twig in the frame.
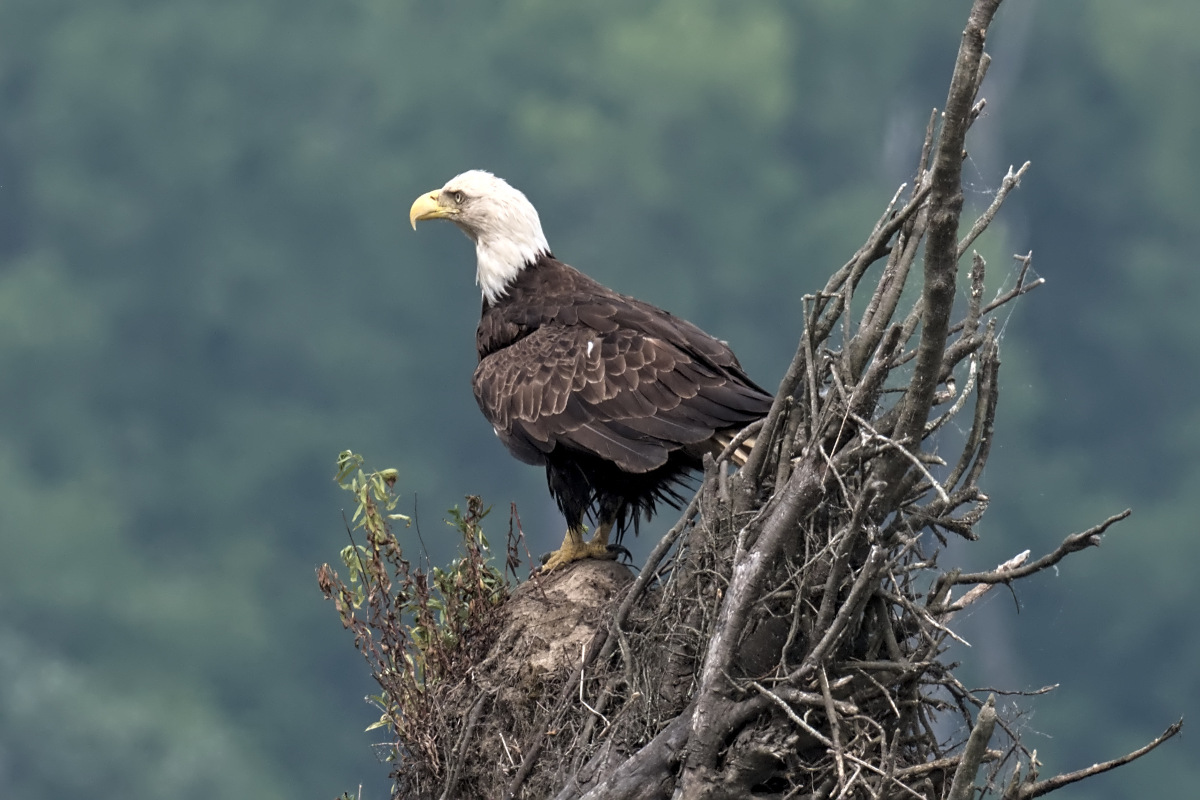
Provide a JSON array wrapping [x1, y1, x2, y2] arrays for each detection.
[[750, 680, 833, 747], [942, 510, 1130, 588], [938, 549, 1029, 615], [579, 643, 610, 729], [957, 162, 1031, 259], [438, 693, 489, 800], [819, 666, 847, 790], [1015, 721, 1183, 799], [849, 411, 951, 504]]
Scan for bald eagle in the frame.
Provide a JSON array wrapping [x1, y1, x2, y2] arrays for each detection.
[[410, 171, 772, 570]]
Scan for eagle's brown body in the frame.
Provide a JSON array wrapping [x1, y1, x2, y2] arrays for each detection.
[[473, 253, 772, 541]]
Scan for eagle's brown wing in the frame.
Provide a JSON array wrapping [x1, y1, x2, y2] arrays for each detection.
[[472, 322, 768, 474]]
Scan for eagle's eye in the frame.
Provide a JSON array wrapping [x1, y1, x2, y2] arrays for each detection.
[[450, 190, 466, 205]]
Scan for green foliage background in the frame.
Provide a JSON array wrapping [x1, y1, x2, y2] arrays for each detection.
[[0, 0, 1195, 797]]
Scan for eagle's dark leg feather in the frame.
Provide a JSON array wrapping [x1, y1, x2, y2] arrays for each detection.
[[540, 458, 627, 571]]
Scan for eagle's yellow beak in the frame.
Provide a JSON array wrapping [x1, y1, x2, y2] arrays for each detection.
[[409, 191, 453, 229]]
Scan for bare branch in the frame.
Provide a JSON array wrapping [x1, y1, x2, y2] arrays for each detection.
[[882, 0, 1002, 496], [940, 510, 1131, 590], [850, 410, 951, 504], [750, 680, 832, 748], [958, 162, 1032, 259], [940, 549, 1030, 615], [948, 695, 997, 800], [1014, 721, 1184, 799]]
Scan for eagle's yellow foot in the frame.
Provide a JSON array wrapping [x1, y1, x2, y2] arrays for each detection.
[[541, 523, 615, 572]]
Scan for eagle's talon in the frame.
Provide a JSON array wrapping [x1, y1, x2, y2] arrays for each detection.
[[605, 543, 632, 563], [540, 525, 616, 572]]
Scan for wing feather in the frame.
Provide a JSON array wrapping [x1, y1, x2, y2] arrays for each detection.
[[473, 314, 771, 475]]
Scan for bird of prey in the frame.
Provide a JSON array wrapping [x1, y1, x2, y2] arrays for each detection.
[[411, 171, 771, 570]]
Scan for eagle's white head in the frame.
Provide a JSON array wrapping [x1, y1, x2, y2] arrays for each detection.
[[410, 170, 550, 304]]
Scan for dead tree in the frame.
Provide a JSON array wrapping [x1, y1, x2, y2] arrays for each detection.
[[320, 1, 1181, 797]]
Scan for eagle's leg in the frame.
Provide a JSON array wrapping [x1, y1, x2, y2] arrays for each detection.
[[541, 521, 617, 572]]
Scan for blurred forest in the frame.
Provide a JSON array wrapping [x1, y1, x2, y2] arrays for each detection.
[[0, 0, 1195, 798]]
